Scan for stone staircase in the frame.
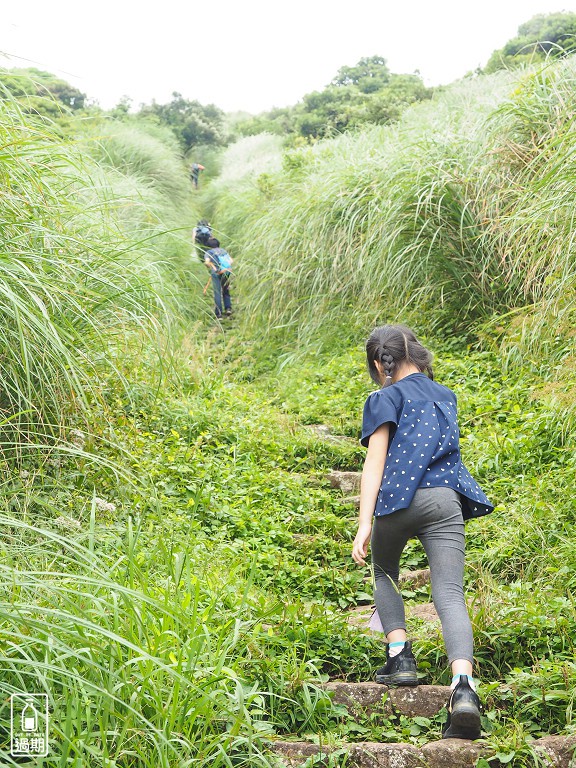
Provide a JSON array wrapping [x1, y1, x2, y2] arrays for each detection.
[[268, 680, 576, 765], [268, 428, 576, 767], [270, 733, 576, 767]]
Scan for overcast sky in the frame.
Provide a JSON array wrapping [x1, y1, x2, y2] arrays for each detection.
[[3, 1, 576, 113]]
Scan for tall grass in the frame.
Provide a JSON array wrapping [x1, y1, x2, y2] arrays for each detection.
[[205, 71, 519, 347], [0, 510, 284, 766], [0, 85, 209, 452], [200, 134, 284, 250], [215, 134, 284, 185], [89, 121, 190, 207], [0, 94, 159, 451], [205, 57, 576, 385], [82, 119, 205, 316], [0, 87, 322, 766]]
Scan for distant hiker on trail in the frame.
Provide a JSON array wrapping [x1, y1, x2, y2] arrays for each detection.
[[204, 236, 233, 319], [352, 324, 493, 741], [190, 162, 205, 189]]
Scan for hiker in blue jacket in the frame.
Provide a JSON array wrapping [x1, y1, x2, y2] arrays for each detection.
[[352, 324, 493, 740], [190, 162, 205, 189], [204, 237, 233, 318]]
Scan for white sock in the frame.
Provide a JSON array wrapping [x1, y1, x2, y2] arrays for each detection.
[[388, 641, 405, 658], [451, 673, 476, 691]]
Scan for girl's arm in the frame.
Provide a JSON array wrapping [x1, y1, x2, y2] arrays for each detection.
[[352, 423, 389, 566]]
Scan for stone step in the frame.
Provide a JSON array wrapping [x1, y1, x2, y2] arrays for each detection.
[[362, 569, 431, 590], [328, 470, 362, 495], [269, 735, 576, 768], [325, 681, 449, 719], [407, 602, 439, 623], [269, 738, 484, 768], [307, 424, 356, 444], [399, 568, 431, 589]]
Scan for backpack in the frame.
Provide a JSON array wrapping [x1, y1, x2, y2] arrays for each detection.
[[208, 248, 232, 274], [216, 250, 232, 273], [194, 221, 212, 247]]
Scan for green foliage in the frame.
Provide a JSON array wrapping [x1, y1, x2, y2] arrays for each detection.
[[6, 32, 576, 766], [484, 12, 576, 73], [234, 106, 294, 139], [206, 56, 576, 428], [0, 67, 87, 119], [79, 116, 207, 319], [5, 301, 576, 762], [332, 56, 390, 92], [0, 93, 171, 452], [138, 92, 227, 152], [0, 511, 293, 765], [234, 56, 432, 142], [209, 76, 513, 352], [88, 120, 190, 211], [42, 338, 576, 758]]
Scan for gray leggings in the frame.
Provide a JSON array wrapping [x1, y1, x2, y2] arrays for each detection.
[[371, 486, 473, 664]]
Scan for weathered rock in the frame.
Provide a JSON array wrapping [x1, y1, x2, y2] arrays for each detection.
[[408, 602, 439, 623], [533, 734, 576, 766], [349, 741, 423, 767], [399, 569, 431, 589], [268, 739, 488, 768], [325, 682, 450, 719], [328, 470, 362, 495], [388, 685, 449, 718], [361, 571, 430, 589], [325, 681, 392, 715], [267, 737, 576, 768], [421, 739, 485, 767], [342, 495, 361, 508], [268, 739, 334, 767], [269, 740, 425, 768]]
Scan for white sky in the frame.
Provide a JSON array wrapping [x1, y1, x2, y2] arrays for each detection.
[[3, 1, 576, 113]]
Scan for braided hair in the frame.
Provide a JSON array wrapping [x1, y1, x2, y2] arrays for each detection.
[[366, 324, 434, 387]]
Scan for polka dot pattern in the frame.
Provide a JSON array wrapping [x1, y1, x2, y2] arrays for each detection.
[[361, 373, 493, 521]]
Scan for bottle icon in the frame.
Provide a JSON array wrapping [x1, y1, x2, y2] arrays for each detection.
[[21, 700, 38, 732]]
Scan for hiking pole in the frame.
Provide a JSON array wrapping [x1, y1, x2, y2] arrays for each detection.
[[203, 279, 211, 295]]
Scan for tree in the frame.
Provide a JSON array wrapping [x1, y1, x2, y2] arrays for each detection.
[[233, 56, 432, 142], [232, 107, 293, 138], [138, 93, 226, 151], [364, 74, 432, 124], [110, 96, 133, 119], [485, 12, 576, 73], [332, 55, 391, 93], [292, 66, 430, 140], [294, 85, 362, 138]]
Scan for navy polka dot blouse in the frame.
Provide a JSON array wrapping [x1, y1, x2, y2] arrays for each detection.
[[361, 373, 493, 520]]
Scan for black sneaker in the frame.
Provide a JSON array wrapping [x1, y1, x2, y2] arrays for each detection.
[[442, 675, 482, 740], [375, 640, 418, 686]]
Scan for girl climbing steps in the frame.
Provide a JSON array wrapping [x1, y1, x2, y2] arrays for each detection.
[[351, 324, 494, 740]]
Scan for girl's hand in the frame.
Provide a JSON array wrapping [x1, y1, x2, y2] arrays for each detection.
[[352, 523, 372, 566]]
